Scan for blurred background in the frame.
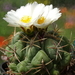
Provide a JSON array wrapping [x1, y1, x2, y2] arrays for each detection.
[[0, 0, 75, 63]]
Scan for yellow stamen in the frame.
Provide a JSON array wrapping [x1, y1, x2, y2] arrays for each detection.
[[21, 16, 31, 23], [37, 17, 45, 24]]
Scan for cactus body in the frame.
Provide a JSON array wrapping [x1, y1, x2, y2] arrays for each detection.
[[3, 30, 72, 75]]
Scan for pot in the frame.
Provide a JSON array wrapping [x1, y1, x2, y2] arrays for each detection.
[[0, 62, 8, 75]]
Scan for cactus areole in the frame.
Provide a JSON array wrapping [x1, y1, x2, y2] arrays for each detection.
[[1, 1, 72, 75]]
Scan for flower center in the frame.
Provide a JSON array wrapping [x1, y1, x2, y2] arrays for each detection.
[[37, 17, 45, 24], [21, 16, 31, 23]]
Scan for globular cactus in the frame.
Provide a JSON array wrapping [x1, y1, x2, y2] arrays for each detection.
[[2, 29, 72, 75], [1, 1, 73, 75]]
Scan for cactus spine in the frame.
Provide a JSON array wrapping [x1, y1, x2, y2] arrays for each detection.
[[0, 28, 72, 75]]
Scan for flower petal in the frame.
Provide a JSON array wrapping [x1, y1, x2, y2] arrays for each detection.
[[33, 5, 61, 28]]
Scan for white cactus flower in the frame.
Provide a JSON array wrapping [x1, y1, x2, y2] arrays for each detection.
[[3, 2, 45, 28], [3, 2, 61, 30], [34, 4, 61, 28]]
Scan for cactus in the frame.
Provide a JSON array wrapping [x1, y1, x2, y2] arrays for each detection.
[[1, 2, 73, 75], [0, 28, 72, 75]]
